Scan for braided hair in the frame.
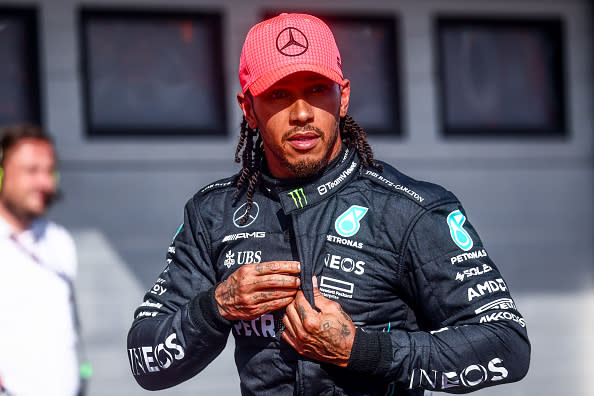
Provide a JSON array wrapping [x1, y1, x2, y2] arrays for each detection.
[[233, 114, 382, 224]]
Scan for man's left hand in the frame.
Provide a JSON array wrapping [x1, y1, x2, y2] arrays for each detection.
[[282, 277, 356, 368]]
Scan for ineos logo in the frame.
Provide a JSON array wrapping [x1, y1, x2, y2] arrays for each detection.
[[233, 202, 260, 228], [324, 254, 365, 275], [276, 27, 309, 56]]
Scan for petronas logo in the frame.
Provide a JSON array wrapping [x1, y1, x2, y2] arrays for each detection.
[[335, 205, 368, 237], [288, 188, 308, 208]]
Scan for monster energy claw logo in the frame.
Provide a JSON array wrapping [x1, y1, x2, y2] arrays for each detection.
[[288, 188, 308, 208]]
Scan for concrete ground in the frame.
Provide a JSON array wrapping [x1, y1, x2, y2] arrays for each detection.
[[73, 228, 594, 396]]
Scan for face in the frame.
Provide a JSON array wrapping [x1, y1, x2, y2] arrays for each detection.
[[238, 71, 350, 178], [0, 138, 57, 222]]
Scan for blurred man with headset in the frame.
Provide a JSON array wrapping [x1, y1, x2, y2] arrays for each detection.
[[0, 123, 82, 396]]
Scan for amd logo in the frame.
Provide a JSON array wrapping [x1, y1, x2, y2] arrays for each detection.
[[467, 278, 507, 301]]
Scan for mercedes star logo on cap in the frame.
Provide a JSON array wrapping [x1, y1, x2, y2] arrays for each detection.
[[276, 27, 309, 57]]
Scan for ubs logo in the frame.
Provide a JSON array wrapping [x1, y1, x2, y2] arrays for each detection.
[[276, 27, 309, 56], [233, 202, 260, 228], [224, 250, 262, 268]]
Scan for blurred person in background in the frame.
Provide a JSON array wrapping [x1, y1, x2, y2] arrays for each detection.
[[127, 13, 530, 395], [0, 124, 81, 396]]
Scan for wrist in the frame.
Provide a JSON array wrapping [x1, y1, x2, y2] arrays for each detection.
[[346, 327, 392, 376], [189, 287, 232, 332], [214, 281, 234, 320]]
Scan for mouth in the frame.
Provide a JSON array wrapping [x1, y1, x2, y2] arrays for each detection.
[[287, 131, 321, 151]]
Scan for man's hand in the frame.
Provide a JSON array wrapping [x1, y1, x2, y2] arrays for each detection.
[[214, 261, 301, 321], [282, 277, 356, 368]]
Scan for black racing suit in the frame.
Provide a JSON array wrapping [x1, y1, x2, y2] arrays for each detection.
[[127, 147, 530, 395]]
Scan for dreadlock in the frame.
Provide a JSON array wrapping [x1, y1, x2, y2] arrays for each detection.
[[339, 115, 383, 171], [233, 114, 381, 224], [233, 118, 264, 225]]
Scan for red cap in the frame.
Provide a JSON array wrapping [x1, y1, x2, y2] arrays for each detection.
[[239, 13, 344, 96]]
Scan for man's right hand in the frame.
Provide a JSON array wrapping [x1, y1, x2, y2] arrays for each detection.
[[214, 261, 301, 321]]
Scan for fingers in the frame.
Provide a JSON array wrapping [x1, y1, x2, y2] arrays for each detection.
[[214, 261, 301, 321], [312, 282, 333, 311], [284, 294, 304, 324], [257, 296, 296, 314], [254, 274, 301, 289], [286, 290, 319, 332], [282, 301, 298, 340], [283, 298, 306, 347], [252, 261, 301, 275], [311, 276, 340, 314], [250, 289, 299, 303]]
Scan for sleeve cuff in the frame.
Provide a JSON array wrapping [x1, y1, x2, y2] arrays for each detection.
[[189, 287, 232, 333], [346, 328, 393, 376]]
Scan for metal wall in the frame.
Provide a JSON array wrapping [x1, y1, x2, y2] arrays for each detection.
[[33, 0, 594, 291]]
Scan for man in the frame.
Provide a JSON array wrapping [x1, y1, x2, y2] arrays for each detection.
[[0, 124, 80, 396], [127, 13, 530, 395]]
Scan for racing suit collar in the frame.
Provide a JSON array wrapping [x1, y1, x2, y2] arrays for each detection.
[[261, 146, 360, 214]]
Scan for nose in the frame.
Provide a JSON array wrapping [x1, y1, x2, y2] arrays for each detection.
[[39, 169, 57, 193], [289, 99, 314, 125]]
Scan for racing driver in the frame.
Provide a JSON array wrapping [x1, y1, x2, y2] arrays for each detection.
[[127, 13, 530, 395]]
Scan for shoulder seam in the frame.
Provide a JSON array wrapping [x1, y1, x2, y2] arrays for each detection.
[[396, 198, 459, 281]]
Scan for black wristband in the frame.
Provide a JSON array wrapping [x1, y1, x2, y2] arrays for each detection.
[[346, 328, 392, 376], [189, 287, 232, 332]]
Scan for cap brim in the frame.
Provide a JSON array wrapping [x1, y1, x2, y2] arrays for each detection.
[[247, 63, 344, 96]]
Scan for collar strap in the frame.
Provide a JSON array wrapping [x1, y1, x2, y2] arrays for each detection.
[[271, 148, 359, 214]]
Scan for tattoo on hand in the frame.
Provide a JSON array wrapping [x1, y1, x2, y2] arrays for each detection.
[[297, 304, 307, 321], [340, 322, 351, 337], [338, 307, 350, 322]]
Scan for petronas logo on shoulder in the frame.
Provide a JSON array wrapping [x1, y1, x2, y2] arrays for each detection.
[[288, 188, 308, 208]]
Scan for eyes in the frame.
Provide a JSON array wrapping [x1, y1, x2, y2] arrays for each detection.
[[265, 83, 333, 101], [20, 165, 56, 179], [267, 89, 288, 100]]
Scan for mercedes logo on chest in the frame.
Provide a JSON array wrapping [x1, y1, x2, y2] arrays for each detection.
[[276, 27, 309, 57], [233, 202, 260, 228]]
